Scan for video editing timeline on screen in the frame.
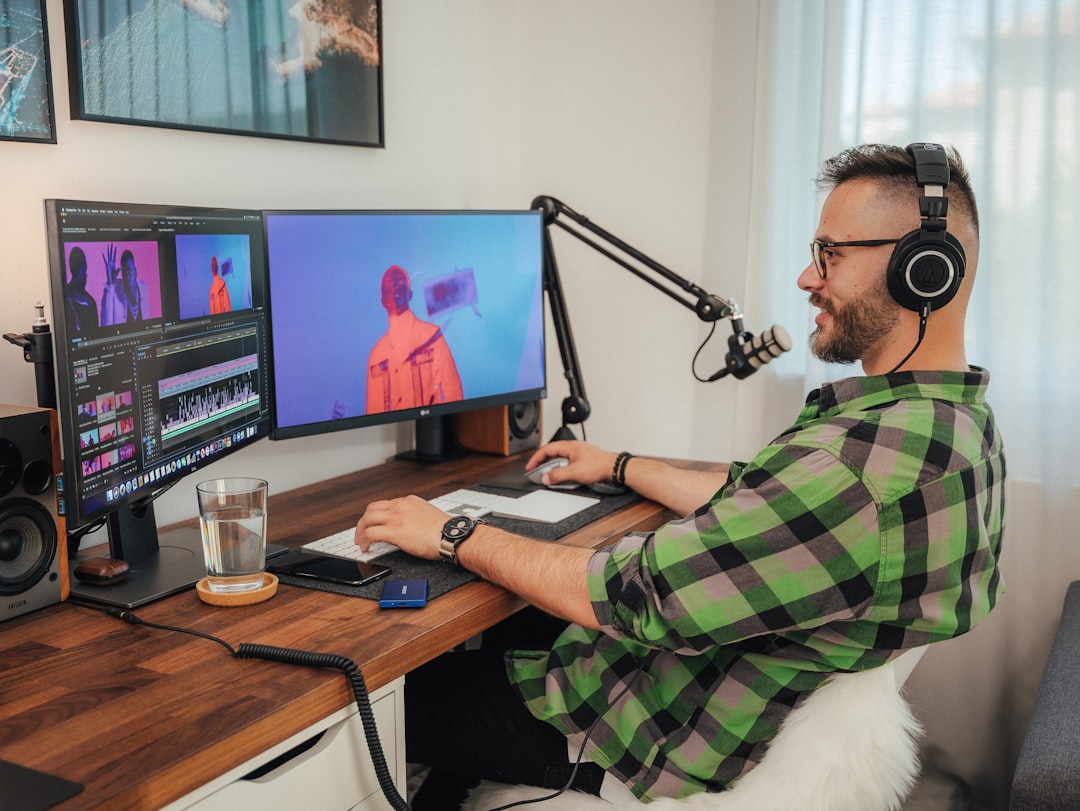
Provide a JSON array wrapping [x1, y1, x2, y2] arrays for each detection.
[[148, 325, 262, 452]]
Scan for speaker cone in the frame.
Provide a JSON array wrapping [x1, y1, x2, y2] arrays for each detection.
[[509, 401, 540, 440], [0, 499, 57, 596]]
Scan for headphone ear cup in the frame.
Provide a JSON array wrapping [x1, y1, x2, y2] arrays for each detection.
[[886, 230, 967, 312]]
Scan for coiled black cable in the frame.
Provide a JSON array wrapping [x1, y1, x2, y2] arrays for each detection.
[[236, 644, 409, 811]]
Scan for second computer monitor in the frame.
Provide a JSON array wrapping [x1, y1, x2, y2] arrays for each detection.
[[264, 210, 546, 450]]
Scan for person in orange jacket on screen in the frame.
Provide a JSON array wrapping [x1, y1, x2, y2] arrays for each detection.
[[209, 256, 232, 315], [366, 264, 463, 414]]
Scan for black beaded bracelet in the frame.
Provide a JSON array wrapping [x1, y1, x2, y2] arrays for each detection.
[[613, 451, 634, 485]]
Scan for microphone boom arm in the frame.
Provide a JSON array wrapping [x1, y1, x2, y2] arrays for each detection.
[[533, 195, 746, 440]]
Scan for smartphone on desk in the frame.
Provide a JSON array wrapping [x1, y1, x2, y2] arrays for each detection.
[[268, 551, 391, 587]]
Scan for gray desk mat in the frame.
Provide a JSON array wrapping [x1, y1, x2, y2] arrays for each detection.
[[274, 487, 641, 601]]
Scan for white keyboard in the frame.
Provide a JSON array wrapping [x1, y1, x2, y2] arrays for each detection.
[[300, 488, 600, 562], [300, 527, 398, 562]]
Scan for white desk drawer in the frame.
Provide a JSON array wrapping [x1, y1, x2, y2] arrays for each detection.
[[176, 677, 405, 811]]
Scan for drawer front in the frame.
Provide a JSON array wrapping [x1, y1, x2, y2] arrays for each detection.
[[180, 677, 404, 811]]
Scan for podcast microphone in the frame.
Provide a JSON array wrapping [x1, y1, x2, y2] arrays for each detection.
[[708, 324, 792, 381]]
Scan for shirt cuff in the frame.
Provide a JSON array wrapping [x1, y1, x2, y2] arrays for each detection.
[[586, 533, 651, 631]]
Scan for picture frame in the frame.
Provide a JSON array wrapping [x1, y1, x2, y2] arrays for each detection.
[[64, 0, 383, 148], [1, 0, 58, 144]]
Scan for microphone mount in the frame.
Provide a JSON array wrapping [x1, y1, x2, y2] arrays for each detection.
[[534, 195, 754, 441], [4, 302, 56, 410]]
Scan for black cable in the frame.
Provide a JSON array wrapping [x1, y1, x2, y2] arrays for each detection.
[[486, 668, 643, 811], [886, 306, 930, 375], [690, 321, 720, 382], [81, 604, 410, 811], [100, 605, 239, 655], [66, 516, 107, 556]]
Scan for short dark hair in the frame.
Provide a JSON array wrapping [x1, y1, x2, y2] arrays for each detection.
[[68, 246, 86, 272], [817, 144, 979, 236]]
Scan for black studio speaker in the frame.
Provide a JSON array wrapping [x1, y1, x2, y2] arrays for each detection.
[[453, 401, 542, 456], [0, 404, 68, 622]]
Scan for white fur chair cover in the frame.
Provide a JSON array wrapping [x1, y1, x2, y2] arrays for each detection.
[[462, 648, 925, 811]]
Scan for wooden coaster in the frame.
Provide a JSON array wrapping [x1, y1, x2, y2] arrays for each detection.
[[196, 573, 278, 606]]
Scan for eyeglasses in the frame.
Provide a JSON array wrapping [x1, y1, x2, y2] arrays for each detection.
[[809, 239, 900, 279]]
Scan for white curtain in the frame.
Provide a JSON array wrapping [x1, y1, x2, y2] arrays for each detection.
[[742, 1, 1080, 804]]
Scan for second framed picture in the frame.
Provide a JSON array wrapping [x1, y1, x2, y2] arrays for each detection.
[[64, 0, 383, 147]]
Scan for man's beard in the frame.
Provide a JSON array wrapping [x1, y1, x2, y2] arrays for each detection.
[[808, 290, 898, 365]]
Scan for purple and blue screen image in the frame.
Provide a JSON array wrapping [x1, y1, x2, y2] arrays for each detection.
[[265, 211, 545, 430], [175, 232, 254, 319]]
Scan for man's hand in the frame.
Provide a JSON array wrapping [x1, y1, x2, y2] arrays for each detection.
[[354, 495, 448, 559], [103, 243, 119, 283], [524, 440, 617, 489], [528, 440, 728, 517]]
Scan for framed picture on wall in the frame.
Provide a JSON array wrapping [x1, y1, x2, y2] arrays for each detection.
[[63, 0, 383, 148], [1, 0, 58, 144]]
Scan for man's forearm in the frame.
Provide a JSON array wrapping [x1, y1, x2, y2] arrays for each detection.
[[455, 526, 601, 631], [623, 456, 725, 516]]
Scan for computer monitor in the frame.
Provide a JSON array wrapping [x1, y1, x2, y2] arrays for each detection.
[[264, 210, 546, 458], [45, 199, 272, 608]]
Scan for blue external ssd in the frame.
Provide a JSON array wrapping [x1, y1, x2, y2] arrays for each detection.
[[379, 578, 429, 608]]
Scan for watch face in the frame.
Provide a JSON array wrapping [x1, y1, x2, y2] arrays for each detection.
[[443, 515, 476, 540]]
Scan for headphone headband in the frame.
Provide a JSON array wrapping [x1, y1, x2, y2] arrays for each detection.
[[907, 143, 951, 189]]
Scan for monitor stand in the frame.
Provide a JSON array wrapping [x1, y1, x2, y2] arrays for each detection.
[[68, 501, 286, 610], [395, 415, 469, 464]]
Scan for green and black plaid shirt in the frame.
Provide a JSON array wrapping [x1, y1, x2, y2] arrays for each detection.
[[508, 369, 1005, 800]]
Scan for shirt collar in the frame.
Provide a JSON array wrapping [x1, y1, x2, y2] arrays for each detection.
[[802, 367, 991, 419]]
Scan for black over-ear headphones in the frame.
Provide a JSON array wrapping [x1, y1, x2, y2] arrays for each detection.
[[886, 143, 967, 314]]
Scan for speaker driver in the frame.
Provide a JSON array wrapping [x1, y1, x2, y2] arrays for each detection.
[[0, 499, 57, 596], [22, 458, 53, 496], [509, 400, 540, 440]]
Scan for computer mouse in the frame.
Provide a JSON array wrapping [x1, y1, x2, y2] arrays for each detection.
[[524, 456, 582, 490]]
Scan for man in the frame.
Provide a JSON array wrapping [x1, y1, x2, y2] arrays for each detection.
[[208, 256, 232, 314], [100, 243, 125, 326], [64, 246, 99, 333], [355, 144, 1005, 806], [365, 264, 463, 414], [102, 246, 149, 324], [118, 250, 150, 322]]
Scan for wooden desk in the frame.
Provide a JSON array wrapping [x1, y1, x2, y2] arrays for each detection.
[[0, 452, 722, 810]]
